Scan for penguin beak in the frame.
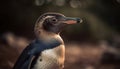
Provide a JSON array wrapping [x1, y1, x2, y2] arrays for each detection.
[[63, 17, 83, 24]]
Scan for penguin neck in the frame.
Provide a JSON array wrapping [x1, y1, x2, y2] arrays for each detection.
[[36, 29, 64, 44]]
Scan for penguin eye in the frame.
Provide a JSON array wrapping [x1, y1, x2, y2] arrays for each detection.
[[51, 18, 57, 22]]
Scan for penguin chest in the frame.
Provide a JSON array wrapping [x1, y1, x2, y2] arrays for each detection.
[[32, 45, 65, 69]]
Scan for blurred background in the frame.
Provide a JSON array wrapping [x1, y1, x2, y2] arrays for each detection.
[[0, 0, 120, 69]]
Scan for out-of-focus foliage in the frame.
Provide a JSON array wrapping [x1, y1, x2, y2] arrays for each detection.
[[1, 0, 120, 41]]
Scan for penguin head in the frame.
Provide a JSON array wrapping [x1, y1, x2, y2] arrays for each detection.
[[34, 12, 82, 34]]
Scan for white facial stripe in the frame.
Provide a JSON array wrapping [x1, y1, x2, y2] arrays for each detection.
[[40, 16, 54, 24], [44, 16, 54, 19]]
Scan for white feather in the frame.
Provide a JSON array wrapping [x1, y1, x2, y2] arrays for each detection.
[[32, 45, 65, 69]]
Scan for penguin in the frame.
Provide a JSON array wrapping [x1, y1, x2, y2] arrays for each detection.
[[13, 12, 82, 69]]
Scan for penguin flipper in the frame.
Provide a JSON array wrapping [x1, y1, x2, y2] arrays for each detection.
[[13, 54, 35, 69], [13, 43, 36, 69], [20, 55, 35, 69], [28, 56, 35, 69]]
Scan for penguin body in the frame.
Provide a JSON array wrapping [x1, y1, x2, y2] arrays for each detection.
[[13, 35, 64, 69], [31, 34, 65, 69], [13, 12, 82, 69]]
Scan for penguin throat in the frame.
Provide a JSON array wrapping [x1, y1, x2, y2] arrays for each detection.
[[36, 29, 63, 44]]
